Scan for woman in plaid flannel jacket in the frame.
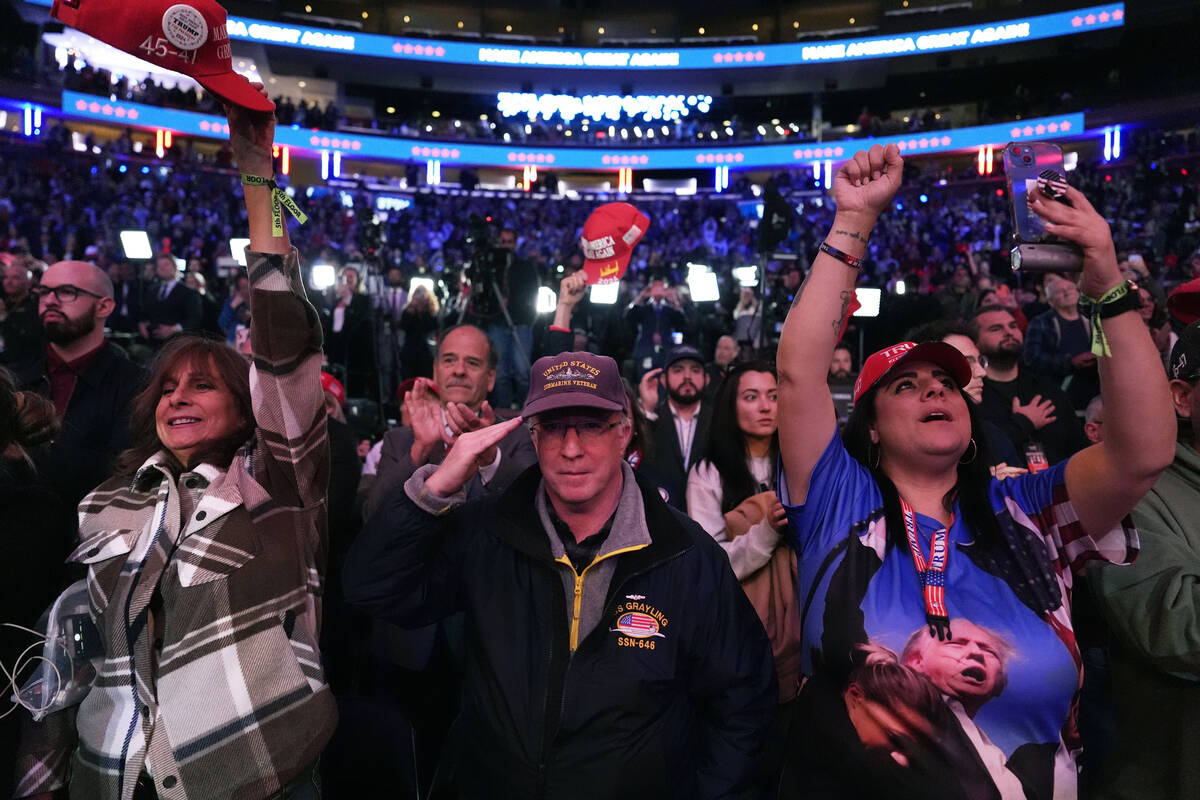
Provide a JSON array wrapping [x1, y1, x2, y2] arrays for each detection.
[[15, 84, 336, 800]]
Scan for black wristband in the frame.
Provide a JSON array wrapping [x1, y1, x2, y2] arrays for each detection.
[[1093, 288, 1142, 319]]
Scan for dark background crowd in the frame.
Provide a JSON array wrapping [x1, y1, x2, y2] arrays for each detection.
[[2, 113, 1200, 797]]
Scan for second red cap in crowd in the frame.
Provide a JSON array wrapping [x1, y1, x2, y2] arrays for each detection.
[[580, 203, 650, 286]]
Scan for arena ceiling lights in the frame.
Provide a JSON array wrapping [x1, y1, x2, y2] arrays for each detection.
[[58, 90, 1086, 172], [24, 0, 1123, 70], [496, 93, 712, 123]]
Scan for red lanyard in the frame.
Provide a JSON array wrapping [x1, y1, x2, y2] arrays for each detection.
[[900, 498, 954, 641]]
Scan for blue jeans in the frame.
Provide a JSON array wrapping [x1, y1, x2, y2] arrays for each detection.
[[487, 323, 532, 409]]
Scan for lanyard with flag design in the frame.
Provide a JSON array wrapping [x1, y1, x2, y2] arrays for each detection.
[[900, 497, 954, 641]]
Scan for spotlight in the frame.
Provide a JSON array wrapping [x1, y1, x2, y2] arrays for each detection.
[[120, 231, 152, 260], [311, 264, 337, 291]]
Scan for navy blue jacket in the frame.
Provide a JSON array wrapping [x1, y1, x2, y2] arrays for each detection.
[[343, 465, 776, 800]]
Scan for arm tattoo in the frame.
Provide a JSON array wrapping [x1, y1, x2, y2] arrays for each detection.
[[833, 229, 869, 244], [833, 290, 851, 333], [788, 274, 810, 310]]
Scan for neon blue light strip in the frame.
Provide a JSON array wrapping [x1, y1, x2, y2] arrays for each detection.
[[59, 91, 1086, 170], [27, 0, 1122, 70]]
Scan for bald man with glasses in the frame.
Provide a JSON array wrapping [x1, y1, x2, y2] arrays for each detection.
[[9, 260, 144, 506]]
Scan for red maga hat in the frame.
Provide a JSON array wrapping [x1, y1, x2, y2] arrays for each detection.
[[52, 0, 274, 112], [580, 203, 649, 285], [853, 341, 972, 405], [320, 372, 345, 406]]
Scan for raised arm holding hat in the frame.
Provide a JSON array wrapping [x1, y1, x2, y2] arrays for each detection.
[[52, 0, 274, 112]]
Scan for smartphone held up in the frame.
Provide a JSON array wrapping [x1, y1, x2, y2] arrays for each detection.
[[1003, 142, 1084, 272]]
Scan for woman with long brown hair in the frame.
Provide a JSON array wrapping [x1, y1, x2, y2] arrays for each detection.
[[16, 84, 335, 800]]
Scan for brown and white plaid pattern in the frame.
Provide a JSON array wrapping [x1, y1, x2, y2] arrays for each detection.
[[15, 249, 336, 800]]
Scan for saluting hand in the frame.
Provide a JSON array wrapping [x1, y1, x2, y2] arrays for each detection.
[[424, 416, 525, 498], [445, 401, 501, 469]]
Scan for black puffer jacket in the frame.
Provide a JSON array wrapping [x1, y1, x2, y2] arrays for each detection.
[[344, 465, 776, 800]]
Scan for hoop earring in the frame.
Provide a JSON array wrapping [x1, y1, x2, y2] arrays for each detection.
[[869, 442, 881, 470], [959, 437, 978, 465]]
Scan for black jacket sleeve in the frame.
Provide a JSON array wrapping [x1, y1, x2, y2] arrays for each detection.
[[343, 482, 473, 628]]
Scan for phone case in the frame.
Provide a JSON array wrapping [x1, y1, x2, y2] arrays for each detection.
[[1003, 142, 1067, 244]]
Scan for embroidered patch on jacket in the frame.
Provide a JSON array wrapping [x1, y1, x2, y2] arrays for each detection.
[[612, 600, 668, 648]]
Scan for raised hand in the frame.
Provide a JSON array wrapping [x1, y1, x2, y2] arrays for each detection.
[[222, 82, 275, 178], [558, 271, 588, 309], [1027, 181, 1121, 297], [405, 378, 446, 465], [638, 368, 663, 412], [833, 143, 904, 223], [424, 416, 525, 497], [445, 401, 501, 468]]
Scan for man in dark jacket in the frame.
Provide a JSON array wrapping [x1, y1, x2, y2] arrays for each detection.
[[1, 260, 43, 364], [344, 351, 776, 799], [638, 344, 713, 509], [11, 260, 144, 506], [973, 305, 1087, 467]]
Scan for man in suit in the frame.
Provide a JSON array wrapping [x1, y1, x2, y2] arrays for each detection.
[[140, 252, 202, 346], [365, 324, 537, 516], [360, 323, 537, 794], [626, 277, 688, 378], [638, 344, 712, 509]]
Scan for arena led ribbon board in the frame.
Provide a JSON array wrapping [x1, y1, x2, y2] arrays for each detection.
[[57, 91, 1087, 172], [25, 0, 1123, 70]]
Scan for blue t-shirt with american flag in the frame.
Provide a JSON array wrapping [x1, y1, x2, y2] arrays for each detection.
[[779, 433, 1136, 800]]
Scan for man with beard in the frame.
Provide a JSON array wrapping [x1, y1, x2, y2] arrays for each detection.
[[973, 305, 1087, 469], [639, 344, 712, 509], [828, 343, 856, 428], [10, 260, 144, 506]]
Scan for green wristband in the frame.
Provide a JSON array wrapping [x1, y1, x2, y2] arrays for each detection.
[[241, 174, 308, 237]]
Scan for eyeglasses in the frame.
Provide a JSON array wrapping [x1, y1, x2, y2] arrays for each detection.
[[530, 419, 622, 445], [964, 353, 990, 369], [32, 284, 105, 304]]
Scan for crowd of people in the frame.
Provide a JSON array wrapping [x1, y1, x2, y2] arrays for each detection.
[[45, 52, 1078, 150], [2, 77, 1200, 799]]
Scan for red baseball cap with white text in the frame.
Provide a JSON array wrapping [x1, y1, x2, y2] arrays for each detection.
[[580, 203, 649, 285], [52, 0, 274, 112], [853, 341, 972, 404]]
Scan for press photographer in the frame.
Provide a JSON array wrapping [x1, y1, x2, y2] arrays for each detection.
[[461, 221, 540, 409]]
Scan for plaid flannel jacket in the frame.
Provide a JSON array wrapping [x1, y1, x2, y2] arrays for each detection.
[[15, 248, 336, 800]]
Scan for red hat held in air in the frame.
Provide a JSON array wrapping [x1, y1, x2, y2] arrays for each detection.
[[580, 203, 650, 285], [52, 0, 274, 112]]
